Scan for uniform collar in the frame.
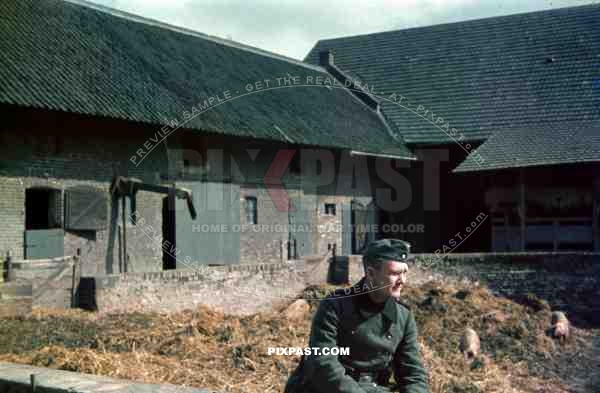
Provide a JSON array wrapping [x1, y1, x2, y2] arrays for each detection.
[[352, 278, 397, 322]]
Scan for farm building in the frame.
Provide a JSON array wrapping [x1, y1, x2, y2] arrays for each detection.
[[305, 3, 600, 252], [1, 0, 600, 287], [0, 0, 418, 283]]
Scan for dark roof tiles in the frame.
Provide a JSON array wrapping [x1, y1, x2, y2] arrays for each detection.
[[0, 0, 413, 158], [306, 5, 600, 146], [454, 126, 600, 172]]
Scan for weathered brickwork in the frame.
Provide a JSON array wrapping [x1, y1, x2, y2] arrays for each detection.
[[411, 253, 600, 325], [239, 186, 289, 264], [0, 123, 166, 276], [314, 195, 346, 257], [79, 261, 307, 315], [0, 283, 33, 317], [8, 257, 80, 309], [0, 112, 366, 275]]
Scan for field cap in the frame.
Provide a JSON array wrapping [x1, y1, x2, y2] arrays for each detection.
[[363, 238, 413, 265]]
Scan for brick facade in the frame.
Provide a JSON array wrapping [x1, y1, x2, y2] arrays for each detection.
[[0, 111, 167, 276], [0, 109, 383, 279], [78, 262, 307, 315]]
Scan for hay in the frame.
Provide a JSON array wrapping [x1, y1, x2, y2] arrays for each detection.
[[0, 281, 596, 393]]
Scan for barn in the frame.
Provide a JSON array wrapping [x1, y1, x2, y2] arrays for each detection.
[[0, 0, 414, 281], [305, 3, 600, 252]]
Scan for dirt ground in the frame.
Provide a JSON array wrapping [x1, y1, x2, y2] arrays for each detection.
[[0, 280, 597, 393]]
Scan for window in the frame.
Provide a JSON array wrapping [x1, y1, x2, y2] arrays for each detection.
[[25, 188, 63, 230], [246, 197, 258, 225], [324, 203, 336, 216]]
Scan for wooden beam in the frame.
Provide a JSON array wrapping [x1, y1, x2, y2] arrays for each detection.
[[593, 176, 600, 251], [553, 219, 559, 252], [490, 207, 496, 252], [168, 186, 176, 268], [504, 212, 510, 251], [487, 173, 496, 252], [122, 195, 127, 273], [519, 169, 526, 251], [594, 200, 599, 252]]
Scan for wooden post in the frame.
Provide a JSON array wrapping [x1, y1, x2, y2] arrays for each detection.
[[117, 224, 123, 273], [594, 199, 599, 252], [504, 212, 510, 251], [5, 250, 12, 282], [121, 195, 127, 273], [519, 169, 526, 251], [294, 239, 298, 259], [168, 185, 176, 269], [30, 373, 37, 392], [490, 206, 496, 252], [553, 219, 559, 252], [71, 248, 80, 308], [593, 176, 600, 252]]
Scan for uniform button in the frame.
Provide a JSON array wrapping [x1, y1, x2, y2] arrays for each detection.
[[386, 333, 393, 339], [351, 330, 356, 335]]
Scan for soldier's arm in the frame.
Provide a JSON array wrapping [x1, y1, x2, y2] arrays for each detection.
[[392, 311, 429, 393], [303, 299, 367, 393]]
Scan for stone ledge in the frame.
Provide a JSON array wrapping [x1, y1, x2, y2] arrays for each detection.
[[0, 362, 220, 393]]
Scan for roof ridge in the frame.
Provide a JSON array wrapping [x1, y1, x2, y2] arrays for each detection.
[[312, 3, 600, 44], [64, 0, 325, 73]]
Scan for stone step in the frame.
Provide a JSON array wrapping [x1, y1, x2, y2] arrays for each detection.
[[0, 361, 218, 393]]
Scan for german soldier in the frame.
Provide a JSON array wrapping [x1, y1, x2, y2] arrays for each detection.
[[284, 238, 429, 393]]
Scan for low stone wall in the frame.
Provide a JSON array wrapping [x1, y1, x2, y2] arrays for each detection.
[[0, 283, 32, 317], [77, 254, 365, 315], [411, 252, 600, 325], [321, 252, 600, 326], [78, 261, 308, 315], [16, 250, 600, 325], [347, 255, 364, 283], [327, 255, 364, 285], [303, 255, 330, 286], [9, 257, 78, 309], [0, 361, 214, 393]]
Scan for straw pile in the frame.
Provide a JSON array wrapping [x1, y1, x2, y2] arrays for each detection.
[[0, 281, 596, 393]]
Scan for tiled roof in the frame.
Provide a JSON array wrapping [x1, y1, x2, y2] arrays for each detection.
[[305, 5, 600, 145], [0, 0, 413, 158], [454, 126, 600, 172]]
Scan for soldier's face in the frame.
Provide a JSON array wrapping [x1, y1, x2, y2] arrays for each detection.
[[368, 260, 409, 300]]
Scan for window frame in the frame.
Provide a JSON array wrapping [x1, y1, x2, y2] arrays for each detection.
[[245, 196, 258, 225]]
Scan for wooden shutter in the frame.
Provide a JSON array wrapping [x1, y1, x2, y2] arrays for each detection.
[[64, 186, 109, 230]]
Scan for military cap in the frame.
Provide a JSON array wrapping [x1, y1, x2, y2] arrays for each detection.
[[363, 238, 413, 264]]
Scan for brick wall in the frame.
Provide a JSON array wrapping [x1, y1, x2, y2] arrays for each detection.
[[0, 112, 167, 276], [78, 261, 307, 315], [314, 195, 346, 256], [0, 283, 32, 317], [411, 253, 600, 325], [0, 110, 382, 274], [238, 187, 289, 264], [303, 251, 600, 326], [9, 257, 79, 309]]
